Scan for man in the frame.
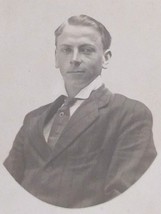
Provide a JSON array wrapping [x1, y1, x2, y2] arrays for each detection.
[[4, 15, 157, 208]]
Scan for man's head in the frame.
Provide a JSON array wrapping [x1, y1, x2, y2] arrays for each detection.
[[54, 15, 112, 96], [55, 15, 112, 51]]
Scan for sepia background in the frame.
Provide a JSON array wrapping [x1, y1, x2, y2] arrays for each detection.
[[0, 0, 161, 213]]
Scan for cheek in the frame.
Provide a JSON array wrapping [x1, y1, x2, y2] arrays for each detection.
[[88, 57, 103, 70], [57, 55, 70, 69]]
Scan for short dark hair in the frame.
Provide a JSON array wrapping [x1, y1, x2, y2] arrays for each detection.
[[55, 14, 112, 50]]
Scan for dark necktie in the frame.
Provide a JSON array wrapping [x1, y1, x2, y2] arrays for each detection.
[[47, 97, 77, 148]]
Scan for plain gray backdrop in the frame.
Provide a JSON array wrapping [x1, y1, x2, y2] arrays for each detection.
[[0, 0, 161, 213]]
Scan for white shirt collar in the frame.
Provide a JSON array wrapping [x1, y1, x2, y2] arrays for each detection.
[[60, 75, 103, 99], [74, 75, 103, 99]]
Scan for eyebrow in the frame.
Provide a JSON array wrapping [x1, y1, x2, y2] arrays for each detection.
[[79, 44, 96, 48], [59, 44, 96, 48], [59, 44, 72, 47]]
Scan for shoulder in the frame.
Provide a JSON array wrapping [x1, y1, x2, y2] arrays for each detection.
[[23, 95, 65, 124], [108, 93, 153, 122], [23, 102, 52, 122], [112, 93, 153, 126], [111, 93, 151, 112], [99, 86, 152, 116]]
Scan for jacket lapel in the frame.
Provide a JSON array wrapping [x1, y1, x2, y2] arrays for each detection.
[[28, 95, 65, 162], [47, 85, 113, 162]]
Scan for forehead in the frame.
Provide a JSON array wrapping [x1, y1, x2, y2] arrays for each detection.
[[56, 25, 103, 47]]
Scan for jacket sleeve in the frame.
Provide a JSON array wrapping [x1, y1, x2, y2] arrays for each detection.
[[104, 101, 157, 200], [3, 116, 29, 184]]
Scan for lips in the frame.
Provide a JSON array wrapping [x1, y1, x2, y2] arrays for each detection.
[[67, 70, 85, 73]]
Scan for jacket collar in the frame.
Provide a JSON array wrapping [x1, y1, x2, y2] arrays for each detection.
[[44, 85, 113, 163], [29, 85, 113, 164]]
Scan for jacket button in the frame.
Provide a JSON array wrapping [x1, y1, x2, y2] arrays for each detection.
[[59, 112, 64, 117]]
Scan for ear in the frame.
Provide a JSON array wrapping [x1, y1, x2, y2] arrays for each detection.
[[55, 49, 59, 68], [102, 49, 112, 69]]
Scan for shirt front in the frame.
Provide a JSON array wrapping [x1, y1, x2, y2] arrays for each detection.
[[44, 75, 103, 141]]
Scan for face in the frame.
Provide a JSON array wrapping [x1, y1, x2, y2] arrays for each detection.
[[55, 25, 109, 90]]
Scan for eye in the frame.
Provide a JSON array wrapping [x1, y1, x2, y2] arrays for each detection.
[[80, 47, 95, 55], [61, 47, 72, 54]]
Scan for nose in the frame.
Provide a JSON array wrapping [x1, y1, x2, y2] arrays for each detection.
[[70, 49, 82, 65]]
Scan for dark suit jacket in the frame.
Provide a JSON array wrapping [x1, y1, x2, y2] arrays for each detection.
[[4, 86, 157, 208]]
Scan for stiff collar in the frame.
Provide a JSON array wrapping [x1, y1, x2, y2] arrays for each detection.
[[62, 75, 103, 99]]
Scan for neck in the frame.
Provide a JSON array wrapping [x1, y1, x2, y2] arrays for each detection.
[[65, 83, 84, 98], [63, 76, 99, 97]]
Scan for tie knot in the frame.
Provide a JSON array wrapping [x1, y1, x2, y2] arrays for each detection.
[[63, 97, 77, 107]]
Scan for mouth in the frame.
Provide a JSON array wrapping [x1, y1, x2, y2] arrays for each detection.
[[67, 70, 85, 74]]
